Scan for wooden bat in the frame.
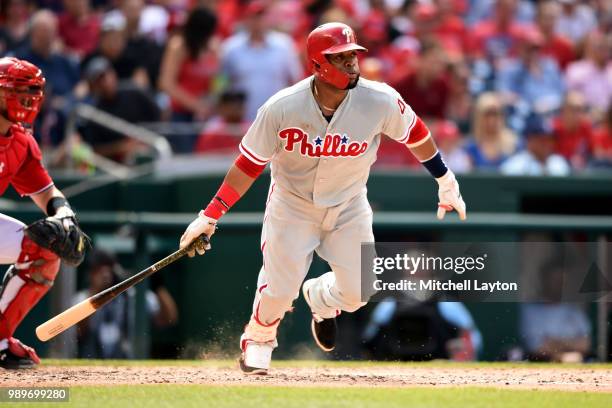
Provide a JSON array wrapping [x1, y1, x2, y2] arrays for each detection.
[[36, 235, 209, 342]]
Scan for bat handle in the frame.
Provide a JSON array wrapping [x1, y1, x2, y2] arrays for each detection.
[[188, 234, 210, 254]]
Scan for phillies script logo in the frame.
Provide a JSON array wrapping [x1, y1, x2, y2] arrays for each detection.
[[279, 127, 368, 158]]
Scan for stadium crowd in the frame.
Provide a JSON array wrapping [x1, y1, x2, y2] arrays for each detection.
[[0, 0, 610, 173]]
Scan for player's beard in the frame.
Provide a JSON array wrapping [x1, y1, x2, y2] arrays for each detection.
[[345, 74, 360, 90]]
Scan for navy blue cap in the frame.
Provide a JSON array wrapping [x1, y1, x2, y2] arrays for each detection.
[[524, 115, 553, 138]]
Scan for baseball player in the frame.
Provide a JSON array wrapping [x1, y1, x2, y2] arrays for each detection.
[[0, 57, 89, 369], [180, 23, 466, 375]]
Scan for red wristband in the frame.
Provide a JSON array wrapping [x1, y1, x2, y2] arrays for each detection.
[[203, 182, 241, 220]]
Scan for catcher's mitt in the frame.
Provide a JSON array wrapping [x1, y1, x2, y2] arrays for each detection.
[[24, 217, 91, 266]]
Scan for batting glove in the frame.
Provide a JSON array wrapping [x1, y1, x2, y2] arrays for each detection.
[[180, 210, 216, 257], [436, 170, 467, 221]]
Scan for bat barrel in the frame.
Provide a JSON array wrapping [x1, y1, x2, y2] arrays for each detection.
[[35, 235, 209, 342], [36, 298, 97, 342]]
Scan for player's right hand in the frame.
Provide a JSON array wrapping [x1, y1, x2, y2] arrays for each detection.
[[180, 211, 217, 257]]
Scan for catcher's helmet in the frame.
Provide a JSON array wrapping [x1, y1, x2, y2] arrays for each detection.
[[0, 57, 45, 124], [306, 22, 367, 89]]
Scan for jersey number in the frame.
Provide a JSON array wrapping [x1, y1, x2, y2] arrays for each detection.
[[397, 98, 406, 114]]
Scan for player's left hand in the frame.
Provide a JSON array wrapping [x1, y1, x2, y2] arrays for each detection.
[[52, 205, 76, 231], [436, 170, 466, 221]]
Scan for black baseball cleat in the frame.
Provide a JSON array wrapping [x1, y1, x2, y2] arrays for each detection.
[[302, 279, 338, 352], [310, 316, 337, 352], [0, 340, 40, 370]]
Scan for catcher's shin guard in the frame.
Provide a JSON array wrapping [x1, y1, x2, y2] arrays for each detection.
[[0, 236, 60, 339]]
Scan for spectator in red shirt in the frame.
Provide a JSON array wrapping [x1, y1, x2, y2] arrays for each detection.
[[590, 105, 612, 168], [158, 7, 218, 152], [412, 1, 468, 59], [195, 90, 250, 154], [359, 1, 389, 56], [467, 0, 531, 61], [392, 39, 450, 120], [552, 91, 593, 169], [58, 0, 101, 58], [536, 0, 575, 70]]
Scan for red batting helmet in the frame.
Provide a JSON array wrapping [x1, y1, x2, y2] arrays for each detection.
[[0, 57, 45, 124], [307, 22, 367, 89]]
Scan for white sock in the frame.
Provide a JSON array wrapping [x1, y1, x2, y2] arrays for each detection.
[[0, 338, 8, 351]]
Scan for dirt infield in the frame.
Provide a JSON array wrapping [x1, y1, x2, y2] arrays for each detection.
[[2, 363, 611, 392]]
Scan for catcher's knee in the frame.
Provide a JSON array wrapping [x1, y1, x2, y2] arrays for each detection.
[[15, 235, 61, 285]]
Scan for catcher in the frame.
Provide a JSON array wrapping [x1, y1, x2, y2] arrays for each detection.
[[0, 57, 89, 369]]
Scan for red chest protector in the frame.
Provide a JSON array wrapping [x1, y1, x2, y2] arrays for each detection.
[[0, 124, 52, 197]]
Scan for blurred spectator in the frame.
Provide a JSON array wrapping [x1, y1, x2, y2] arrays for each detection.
[[360, 57, 384, 82], [465, 0, 535, 27], [521, 303, 591, 362], [501, 114, 570, 176], [536, 0, 575, 70], [375, 137, 420, 169], [80, 57, 161, 163], [520, 258, 591, 362], [15, 9, 80, 145], [15, 9, 79, 99], [495, 30, 565, 117], [75, 248, 178, 359], [220, 0, 303, 121], [82, 12, 148, 88], [358, 0, 390, 56], [445, 61, 473, 134], [393, 39, 450, 119], [110, 0, 165, 87], [555, 0, 597, 44], [432, 119, 471, 174], [363, 298, 482, 361], [467, 0, 532, 61], [590, 105, 612, 168], [565, 31, 612, 121], [0, 0, 31, 55], [412, 1, 468, 59], [464, 92, 518, 169], [107, 0, 170, 45], [58, 0, 100, 58], [592, 0, 612, 33], [194, 90, 250, 154], [159, 7, 218, 152], [552, 92, 593, 169]]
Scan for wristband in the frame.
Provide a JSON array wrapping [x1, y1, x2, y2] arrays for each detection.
[[235, 153, 266, 178], [421, 151, 448, 179], [46, 196, 71, 216], [203, 182, 241, 220]]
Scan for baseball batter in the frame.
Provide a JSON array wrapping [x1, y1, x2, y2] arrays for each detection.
[[180, 23, 466, 375], [0, 57, 89, 369]]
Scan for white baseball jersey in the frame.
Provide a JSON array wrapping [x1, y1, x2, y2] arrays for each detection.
[[239, 76, 430, 208]]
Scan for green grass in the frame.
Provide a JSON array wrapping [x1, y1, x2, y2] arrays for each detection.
[[23, 385, 612, 408], [42, 358, 612, 370]]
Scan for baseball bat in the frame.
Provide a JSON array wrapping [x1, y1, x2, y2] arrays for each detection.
[[35, 235, 209, 342]]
